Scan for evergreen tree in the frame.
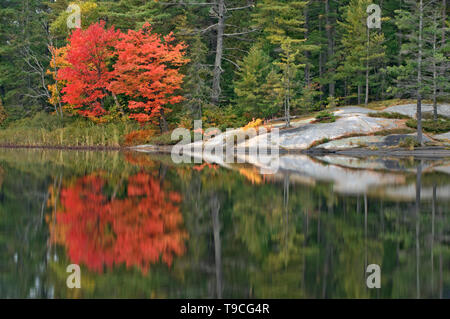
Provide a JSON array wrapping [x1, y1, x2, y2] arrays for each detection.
[[234, 45, 272, 119], [253, 0, 309, 126], [389, 0, 447, 144], [422, 1, 449, 120], [0, 0, 50, 116], [274, 39, 305, 127], [181, 35, 212, 120], [337, 0, 386, 105]]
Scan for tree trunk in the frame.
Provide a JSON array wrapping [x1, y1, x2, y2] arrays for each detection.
[[417, 0, 424, 146], [211, 194, 222, 299], [112, 92, 123, 116], [433, 13, 438, 122], [365, 28, 370, 106], [415, 160, 422, 299], [305, 5, 311, 86], [211, 0, 225, 105], [440, 0, 446, 100], [357, 84, 361, 105], [159, 109, 169, 133], [442, 0, 446, 47], [325, 0, 335, 97], [319, 13, 324, 101], [285, 48, 291, 128]]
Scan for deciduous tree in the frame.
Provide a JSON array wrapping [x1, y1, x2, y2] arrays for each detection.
[[109, 23, 188, 129]]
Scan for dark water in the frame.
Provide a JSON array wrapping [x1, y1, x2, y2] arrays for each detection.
[[0, 149, 449, 299]]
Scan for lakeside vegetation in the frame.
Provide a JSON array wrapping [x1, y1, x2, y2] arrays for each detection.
[[0, 0, 448, 147], [0, 112, 137, 147]]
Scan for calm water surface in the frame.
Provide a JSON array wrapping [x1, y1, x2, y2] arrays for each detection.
[[0, 149, 449, 298]]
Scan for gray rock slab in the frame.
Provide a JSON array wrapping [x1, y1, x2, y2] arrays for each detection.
[[383, 104, 450, 118], [243, 115, 399, 150], [434, 132, 450, 141], [318, 133, 432, 150]]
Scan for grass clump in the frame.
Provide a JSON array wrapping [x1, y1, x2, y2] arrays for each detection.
[[364, 99, 419, 110], [368, 112, 411, 119], [0, 112, 139, 147], [406, 118, 450, 134], [314, 111, 336, 123], [309, 137, 330, 148], [148, 130, 184, 145], [373, 128, 416, 136], [398, 136, 420, 150]]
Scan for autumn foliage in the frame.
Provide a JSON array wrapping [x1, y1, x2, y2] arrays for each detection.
[[47, 46, 70, 109], [49, 173, 187, 273], [109, 23, 188, 123], [57, 21, 188, 122], [59, 22, 120, 118]]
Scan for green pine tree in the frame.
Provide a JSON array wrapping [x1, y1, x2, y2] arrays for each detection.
[[234, 45, 272, 119], [253, 0, 309, 126], [337, 0, 386, 106]]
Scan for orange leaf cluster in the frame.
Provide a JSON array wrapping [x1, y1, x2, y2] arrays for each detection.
[[109, 23, 189, 124], [57, 21, 188, 122]]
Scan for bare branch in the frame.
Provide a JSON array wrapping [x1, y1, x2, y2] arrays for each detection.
[[227, 4, 255, 11], [222, 57, 241, 70], [224, 29, 258, 37]]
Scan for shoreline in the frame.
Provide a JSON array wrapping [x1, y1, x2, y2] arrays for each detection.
[[305, 146, 450, 159], [1, 144, 450, 159]]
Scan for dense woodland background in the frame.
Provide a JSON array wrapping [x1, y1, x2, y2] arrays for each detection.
[[0, 0, 448, 137]]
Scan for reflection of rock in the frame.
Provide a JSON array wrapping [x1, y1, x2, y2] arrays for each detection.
[[434, 164, 450, 175], [383, 184, 450, 201], [315, 155, 441, 173], [231, 153, 450, 200], [382, 103, 450, 118], [238, 153, 406, 194]]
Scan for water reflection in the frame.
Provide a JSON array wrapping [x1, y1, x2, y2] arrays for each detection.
[[0, 149, 449, 298], [48, 173, 187, 274]]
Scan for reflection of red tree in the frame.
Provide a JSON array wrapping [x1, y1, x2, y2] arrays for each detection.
[[52, 173, 187, 273]]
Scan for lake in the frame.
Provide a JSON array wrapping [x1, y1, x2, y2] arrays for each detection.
[[0, 149, 449, 298]]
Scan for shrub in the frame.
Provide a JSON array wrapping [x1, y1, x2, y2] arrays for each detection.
[[0, 98, 7, 126], [309, 137, 330, 148], [314, 111, 336, 123], [406, 118, 450, 134], [373, 128, 415, 136], [123, 129, 157, 146], [368, 112, 411, 119], [398, 136, 420, 150], [202, 105, 246, 131], [148, 130, 183, 145], [243, 118, 264, 130]]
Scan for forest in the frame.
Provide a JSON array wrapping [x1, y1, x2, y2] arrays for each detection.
[[0, 0, 448, 146]]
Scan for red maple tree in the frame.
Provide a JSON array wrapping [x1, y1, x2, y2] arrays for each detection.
[[59, 21, 120, 117], [109, 23, 188, 124], [57, 22, 188, 123]]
